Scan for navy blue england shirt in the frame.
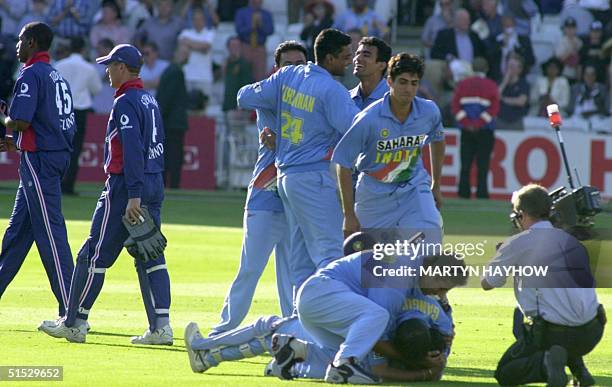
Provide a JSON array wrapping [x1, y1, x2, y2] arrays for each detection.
[[105, 78, 165, 198], [9, 51, 75, 152]]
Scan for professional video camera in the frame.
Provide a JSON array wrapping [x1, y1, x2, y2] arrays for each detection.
[[510, 105, 602, 240], [546, 105, 602, 238]]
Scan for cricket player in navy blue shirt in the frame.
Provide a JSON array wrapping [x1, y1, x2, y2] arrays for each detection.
[[39, 44, 173, 345], [0, 22, 75, 320]]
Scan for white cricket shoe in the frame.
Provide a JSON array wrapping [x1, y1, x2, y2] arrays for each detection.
[[184, 322, 212, 373], [39, 318, 90, 332], [131, 324, 173, 345], [38, 320, 87, 343]]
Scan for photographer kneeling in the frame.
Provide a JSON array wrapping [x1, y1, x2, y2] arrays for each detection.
[[481, 184, 606, 387]]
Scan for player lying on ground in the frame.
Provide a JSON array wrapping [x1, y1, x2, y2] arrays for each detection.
[[184, 290, 453, 384]]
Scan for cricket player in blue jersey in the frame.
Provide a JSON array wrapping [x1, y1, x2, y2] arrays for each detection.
[[290, 250, 465, 383], [0, 22, 75, 319], [183, 306, 450, 383], [333, 53, 446, 243], [39, 44, 172, 345], [237, 28, 360, 290], [349, 36, 391, 191], [210, 41, 308, 336], [350, 37, 391, 111]]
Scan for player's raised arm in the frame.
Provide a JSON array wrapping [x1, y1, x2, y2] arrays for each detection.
[[325, 83, 360, 135], [237, 70, 283, 111]]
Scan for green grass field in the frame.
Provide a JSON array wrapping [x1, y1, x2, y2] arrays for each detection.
[[0, 182, 610, 386]]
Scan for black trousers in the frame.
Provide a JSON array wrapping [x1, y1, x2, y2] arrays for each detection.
[[164, 129, 186, 189], [458, 129, 494, 198], [62, 108, 91, 193], [495, 316, 604, 385]]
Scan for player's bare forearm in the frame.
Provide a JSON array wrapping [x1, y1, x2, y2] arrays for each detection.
[[337, 165, 355, 215], [337, 164, 360, 237], [430, 140, 445, 188], [372, 340, 403, 362], [371, 363, 437, 382], [0, 115, 29, 132]]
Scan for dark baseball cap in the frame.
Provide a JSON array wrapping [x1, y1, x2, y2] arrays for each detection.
[[591, 20, 603, 30], [563, 17, 577, 27], [96, 44, 143, 68]]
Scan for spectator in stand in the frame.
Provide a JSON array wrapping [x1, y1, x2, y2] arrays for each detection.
[[539, 0, 562, 15], [157, 44, 190, 189], [421, 0, 456, 58], [89, 0, 133, 49], [333, 0, 388, 39], [490, 14, 534, 81], [181, 0, 219, 29], [140, 41, 169, 95], [47, 0, 94, 39], [451, 57, 499, 199], [179, 6, 215, 96], [431, 8, 486, 62], [556, 16, 583, 83], [55, 37, 102, 195], [134, 0, 184, 61], [218, 0, 248, 22], [578, 0, 611, 25], [222, 36, 253, 112], [235, 0, 274, 81], [91, 38, 116, 114], [568, 64, 609, 118], [501, 0, 538, 36], [17, 0, 48, 36], [534, 57, 570, 117], [0, 0, 27, 38], [0, 34, 17, 101], [125, 0, 154, 31], [471, 0, 503, 49], [497, 54, 530, 130], [580, 20, 607, 83], [300, 0, 334, 61]]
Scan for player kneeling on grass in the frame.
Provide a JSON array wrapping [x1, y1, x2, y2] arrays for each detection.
[[183, 293, 454, 383], [39, 44, 172, 345]]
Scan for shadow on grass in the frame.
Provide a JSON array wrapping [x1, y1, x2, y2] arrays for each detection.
[[84, 341, 185, 352]]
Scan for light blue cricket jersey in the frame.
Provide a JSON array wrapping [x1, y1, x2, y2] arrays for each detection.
[[350, 78, 389, 111], [332, 93, 444, 194], [244, 107, 284, 212], [237, 62, 360, 174], [398, 290, 454, 337]]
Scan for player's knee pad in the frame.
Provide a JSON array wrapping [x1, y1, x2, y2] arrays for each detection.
[[395, 319, 431, 363]]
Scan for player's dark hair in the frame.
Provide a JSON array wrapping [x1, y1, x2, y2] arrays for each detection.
[[512, 184, 552, 220], [388, 53, 425, 80], [274, 40, 307, 67], [359, 36, 392, 68], [22, 22, 54, 52], [314, 28, 351, 64], [70, 37, 86, 54], [395, 319, 431, 362], [421, 253, 468, 287]]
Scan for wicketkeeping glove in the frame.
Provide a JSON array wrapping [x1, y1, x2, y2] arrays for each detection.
[[122, 207, 167, 262]]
